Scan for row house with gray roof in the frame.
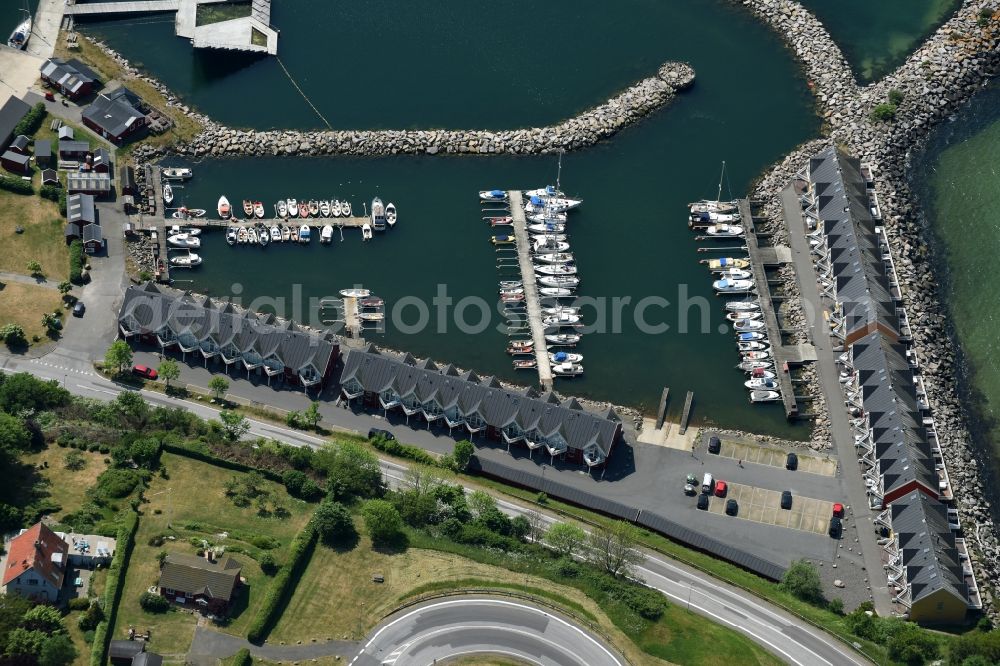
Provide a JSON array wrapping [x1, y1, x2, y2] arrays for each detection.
[[117, 282, 338, 391], [340, 346, 621, 467], [799, 145, 977, 622]]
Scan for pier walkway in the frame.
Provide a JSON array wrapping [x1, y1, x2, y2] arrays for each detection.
[[509, 191, 553, 391]]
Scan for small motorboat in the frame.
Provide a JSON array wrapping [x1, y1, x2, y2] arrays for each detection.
[[340, 288, 371, 298], [717, 268, 752, 281], [218, 196, 232, 219], [734, 319, 765, 332], [332, 200, 343, 217], [487, 216, 513, 225], [171, 210, 195, 220], [534, 252, 574, 265], [7, 9, 31, 50], [737, 331, 766, 341], [524, 185, 564, 198], [745, 377, 779, 390], [705, 224, 745, 237], [300, 202, 311, 218], [738, 341, 770, 352], [552, 362, 584, 376], [539, 275, 580, 288], [358, 312, 385, 321], [748, 368, 777, 380], [524, 195, 582, 214], [527, 211, 568, 224], [725, 300, 760, 312], [291, 226, 299, 242], [545, 333, 581, 346], [531, 233, 568, 243], [508, 339, 533, 350], [750, 390, 781, 403], [270, 226, 281, 242], [309, 201, 320, 217], [527, 222, 566, 234], [321, 225, 334, 243], [237, 227, 248, 244], [299, 225, 311, 243], [739, 359, 774, 372], [254, 201, 265, 219], [247, 227, 258, 245], [535, 264, 577, 276], [277, 200, 288, 218], [342, 201, 352, 216], [689, 199, 738, 214], [161, 167, 193, 180], [258, 227, 269, 247], [491, 235, 515, 245], [742, 348, 772, 359], [282, 225, 291, 242], [539, 287, 574, 298], [550, 351, 582, 363], [499, 280, 522, 289], [499, 287, 524, 295], [386, 203, 397, 227], [543, 313, 581, 326], [691, 210, 741, 224], [175, 208, 206, 219], [320, 200, 331, 217], [169, 252, 202, 267], [163, 183, 174, 205], [360, 297, 384, 308], [705, 257, 750, 271], [713, 278, 754, 294], [167, 233, 200, 248], [362, 223, 373, 241], [501, 293, 525, 303], [533, 241, 570, 254], [513, 359, 537, 370], [226, 227, 238, 246], [507, 343, 533, 355], [371, 197, 387, 231], [287, 199, 299, 217], [479, 189, 507, 201], [243, 200, 254, 217], [169, 225, 201, 236], [726, 310, 762, 322], [542, 306, 579, 316]]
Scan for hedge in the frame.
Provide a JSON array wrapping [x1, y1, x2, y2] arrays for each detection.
[[13, 102, 45, 138], [246, 521, 317, 643], [233, 648, 252, 666], [162, 442, 283, 483], [69, 240, 84, 284], [39, 184, 60, 203], [0, 175, 33, 195], [370, 436, 439, 467], [91, 509, 139, 666]]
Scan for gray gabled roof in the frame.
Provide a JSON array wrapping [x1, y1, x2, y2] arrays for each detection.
[[82, 223, 102, 244], [157, 553, 241, 601], [0, 97, 30, 147], [10, 135, 28, 152], [34, 139, 51, 158], [83, 91, 144, 137], [40, 58, 98, 94], [67, 193, 95, 225], [890, 491, 968, 605], [59, 139, 90, 153], [1, 150, 29, 167]]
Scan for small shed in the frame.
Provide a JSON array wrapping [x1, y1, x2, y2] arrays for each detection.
[[119, 165, 136, 195], [9, 134, 29, 154], [35, 139, 52, 166], [108, 640, 144, 666], [67, 193, 96, 225], [92, 147, 112, 173], [59, 139, 89, 160], [64, 222, 82, 241], [58, 125, 74, 140], [1, 150, 30, 173], [82, 223, 103, 254], [67, 172, 111, 197], [41, 169, 59, 186]]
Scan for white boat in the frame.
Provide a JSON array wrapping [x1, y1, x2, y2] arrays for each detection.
[[277, 200, 288, 218], [282, 225, 291, 242], [171, 209, 205, 220], [163, 183, 174, 205], [717, 268, 752, 281], [386, 203, 397, 227], [217, 195, 231, 219], [524, 195, 582, 213], [258, 227, 269, 247], [745, 377, 779, 390], [533, 240, 570, 253], [287, 199, 299, 217], [736, 331, 766, 341], [169, 252, 202, 267], [342, 201, 352, 216], [7, 9, 31, 50], [299, 225, 311, 243], [539, 287, 574, 298], [524, 185, 564, 198], [706, 257, 750, 271], [535, 264, 577, 276], [543, 313, 581, 326], [270, 226, 281, 242], [254, 201, 265, 219], [542, 306, 578, 316], [169, 225, 200, 236], [321, 225, 334, 243], [734, 319, 765, 332], [340, 288, 371, 298], [167, 233, 200, 248], [738, 341, 770, 352], [371, 197, 387, 232], [546, 333, 581, 346], [713, 278, 754, 293], [358, 312, 385, 322], [539, 275, 580, 288], [527, 211, 568, 224], [725, 301, 760, 312], [532, 233, 568, 243], [534, 252, 574, 264], [226, 227, 238, 246], [320, 200, 331, 217], [247, 227, 258, 244], [726, 310, 762, 322], [332, 200, 343, 217], [479, 189, 507, 201], [749, 390, 781, 403], [362, 223, 373, 241], [527, 222, 566, 234], [549, 351, 582, 363], [499, 280, 522, 289], [705, 224, 745, 237], [237, 228, 248, 244], [747, 369, 777, 380], [161, 167, 193, 181], [738, 359, 773, 372], [742, 350, 772, 360], [689, 199, 738, 214], [691, 210, 741, 224], [552, 362, 584, 376], [499, 287, 524, 295]]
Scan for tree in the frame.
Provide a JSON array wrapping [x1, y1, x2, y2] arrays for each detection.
[[282, 469, 307, 496], [780, 559, 824, 605], [468, 490, 496, 519], [451, 440, 474, 471], [208, 376, 230, 401], [361, 499, 404, 548], [5, 627, 47, 657], [587, 521, 642, 577], [26, 260, 42, 277], [109, 390, 149, 429], [57, 281, 72, 300], [0, 412, 31, 458], [21, 605, 63, 633], [887, 623, 939, 665], [524, 510, 546, 543], [302, 401, 321, 429], [104, 340, 133, 375], [0, 323, 26, 347], [546, 522, 586, 558], [139, 592, 170, 613], [315, 441, 383, 502], [313, 500, 357, 547], [42, 313, 61, 334], [38, 634, 77, 666], [218, 410, 250, 442], [259, 552, 277, 575], [158, 358, 180, 388]]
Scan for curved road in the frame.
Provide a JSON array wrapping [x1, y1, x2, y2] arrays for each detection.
[[2, 357, 873, 666], [352, 597, 623, 666]]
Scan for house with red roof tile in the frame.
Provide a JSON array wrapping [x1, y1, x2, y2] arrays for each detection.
[[2, 522, 68, 602]]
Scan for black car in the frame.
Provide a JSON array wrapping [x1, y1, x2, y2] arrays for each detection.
[[829, 516, 842, 538], [697, 494, 710, 510], [785, 452, 798, 470], [72, 301, 85, 317], [367, 428, 395, 441], [725, 499, 739, 516], [708, 436, 721, 454], [780, 490, 793, 510]]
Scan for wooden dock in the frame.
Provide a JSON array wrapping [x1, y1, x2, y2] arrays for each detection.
[[678, 390, 694, 435], [739, 198, 799, 419], [343, 297, 361, 339], [509, 191, 553, 391], [655, 387, 670, 430]]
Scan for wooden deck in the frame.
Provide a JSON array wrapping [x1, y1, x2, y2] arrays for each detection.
[[509, 191, 553, 391]]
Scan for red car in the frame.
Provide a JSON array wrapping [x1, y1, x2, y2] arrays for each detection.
[[714, 480, 728, 498], [132, 364, 158, 380], [832, 502, 845, 518]]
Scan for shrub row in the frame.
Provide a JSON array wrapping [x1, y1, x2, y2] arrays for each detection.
[[91, 509, 139, 666], [162, 442, 283, 483], [370, 436, 439, 467], [246, 521, 317, 644], [13, 102, 45, 137], [39, 184, 60, 203], [0, 174, 33, 195], [69, 240, 84, 284]]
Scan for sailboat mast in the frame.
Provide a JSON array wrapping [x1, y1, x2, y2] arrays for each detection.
[[716, 161, 725, 202], [556, 151, 563, 191]]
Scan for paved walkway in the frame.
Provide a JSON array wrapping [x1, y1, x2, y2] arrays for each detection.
[[0, 272, 59, 290], [188, 626, 357, 662], [781, 185, 891, 614], [26, 0, 62, 60]]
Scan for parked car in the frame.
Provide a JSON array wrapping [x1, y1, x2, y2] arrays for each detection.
[[684, 483, 697, 496], [780, 490, 793, 510], [785, 452, 798, 470], [829, 516, 842, 538], [697, 494, 710, 510], [725, 499, 739, 516], [44, 91, 55, 102], [714, 480, 728, 497], [132, 365, 157, 380], [708, 436, 721, 454], [72, 302, 85, 317], [368, 428, 395, 441], [832, 502, 845, 518]]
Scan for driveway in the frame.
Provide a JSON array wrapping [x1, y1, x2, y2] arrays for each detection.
[[187, 626, 356, 663]]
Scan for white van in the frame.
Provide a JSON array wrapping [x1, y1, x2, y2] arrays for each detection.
[[702, 473, 714, 493]]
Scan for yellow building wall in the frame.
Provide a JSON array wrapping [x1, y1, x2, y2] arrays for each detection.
[[909, 589, 967, 624]]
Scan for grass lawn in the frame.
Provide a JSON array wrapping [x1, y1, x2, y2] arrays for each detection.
[[19, 445, 108, 521], [0, 282, 64, 345], [0, 189, 68, 281], [112, 453, 313, 654]]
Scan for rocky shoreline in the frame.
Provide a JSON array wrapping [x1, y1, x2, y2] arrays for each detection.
[[742, 0, 1000, 615]]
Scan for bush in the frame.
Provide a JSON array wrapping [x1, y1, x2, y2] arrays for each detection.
[[139, 592, 170, 613], [361, 499, 405, 548], [259, 552, 277, 575], [368, 436, 438, 467], [827, 598, 844, 615], [232, 648, 252, 666], [887, 622, 939, 665], [93, 468, 143, 499], [40, 184, 61, 203], [246, 522, 317, 643], [77, 602, 103, 631], [870, 102, 897, 122], [69, 240, 85, 284], [313, 500, 357, 547], [779, 559, 824, 605], [68, 597, 91, 611], [13, 102, 45, 137], [0, 323, 27, 347], [0, 174, 33, 195], [887, 89, 904, 106]]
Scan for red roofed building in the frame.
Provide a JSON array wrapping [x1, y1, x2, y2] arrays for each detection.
[[2, 522, 68, 601]]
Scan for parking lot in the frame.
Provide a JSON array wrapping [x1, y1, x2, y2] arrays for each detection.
[[708, 435, 838, 477], [704, 482, 833, 535]]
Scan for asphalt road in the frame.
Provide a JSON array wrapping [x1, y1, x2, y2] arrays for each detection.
[[352, 597, 624, 666]]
